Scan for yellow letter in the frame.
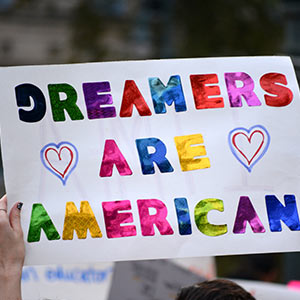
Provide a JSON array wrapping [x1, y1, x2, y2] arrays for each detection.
[[174, 134, 210, 171], [63, 201, 102, 240]]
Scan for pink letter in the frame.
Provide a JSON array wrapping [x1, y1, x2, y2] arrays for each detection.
[[137, 199, 174, 236], [225, 72, 261, 107], [100, 140, 133, 177], [102, 201, 136, 238]]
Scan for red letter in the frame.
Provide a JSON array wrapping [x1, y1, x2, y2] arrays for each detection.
[[102, 200, 136, 238], [137, 199, 174, 236], [120, 80, 152, 117], [100, 140, 132, 177], [190, 74, 224, 109], [260, 73, 293, 107]]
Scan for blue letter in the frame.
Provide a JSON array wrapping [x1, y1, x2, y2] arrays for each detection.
[[135, 138, 174, 175], [266, 195, 300, 231], [174, 198, 192, 235], [15, 83, 46, 122], [149, 75, 187, 114]]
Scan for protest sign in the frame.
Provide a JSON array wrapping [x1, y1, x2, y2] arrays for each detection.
[[21, 259, 212, 300], [0, 56, 300, 265], [108, 260, 205, 300], [21, 262, 113, 300]]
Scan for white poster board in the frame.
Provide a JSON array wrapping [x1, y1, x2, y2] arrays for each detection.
[[1, 56, 300, 265]]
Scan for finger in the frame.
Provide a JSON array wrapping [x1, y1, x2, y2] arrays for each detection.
[[0, 194, 8, 214], [9, 202, 23, 235]]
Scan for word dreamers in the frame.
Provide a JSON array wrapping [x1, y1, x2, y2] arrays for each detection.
[[27, 194, 300, 242], [16, 72, 293, 122]]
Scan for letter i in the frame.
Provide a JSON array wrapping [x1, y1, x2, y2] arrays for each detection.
[[174, 198, 192, 235]]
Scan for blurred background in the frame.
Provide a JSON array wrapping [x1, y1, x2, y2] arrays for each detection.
[[0, 0, 300, 293], [0, 0, 299, 72]]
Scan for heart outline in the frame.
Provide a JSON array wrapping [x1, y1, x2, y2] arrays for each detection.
[[45, 146, 74, 179], [228, 125, 270, 172], [40, 141, 78, 185], [232, 130, 265, 166]]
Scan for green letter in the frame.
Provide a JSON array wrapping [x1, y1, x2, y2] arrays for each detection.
[[194, 198, 227, 236], [48, 83, 84, 121], [27, 203, 60, 242]]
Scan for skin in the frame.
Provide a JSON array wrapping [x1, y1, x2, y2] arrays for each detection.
[[0, 195, 24, 300]]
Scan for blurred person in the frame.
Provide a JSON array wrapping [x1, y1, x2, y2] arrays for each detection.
[[176, 279, 256, 300]]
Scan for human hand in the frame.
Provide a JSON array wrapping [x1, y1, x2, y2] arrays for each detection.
[[0, 194, 25, 300]]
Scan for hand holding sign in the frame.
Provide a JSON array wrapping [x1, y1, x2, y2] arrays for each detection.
[[0, 195, 24, 300]]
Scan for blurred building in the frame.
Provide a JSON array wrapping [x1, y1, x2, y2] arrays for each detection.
[[0, 0, 79, 65], [0, 0, 299, 67], [0, 0, 299, 72], [0, 0, 176, 65]]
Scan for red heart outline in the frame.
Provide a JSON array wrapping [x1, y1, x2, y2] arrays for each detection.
[[232, 130, 265, 166], [45, 146, 74, 179]]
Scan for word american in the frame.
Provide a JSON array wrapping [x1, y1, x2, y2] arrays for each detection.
[[27, 194, 300, 242]]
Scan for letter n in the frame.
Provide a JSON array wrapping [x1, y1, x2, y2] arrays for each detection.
[[266, 194, 300, 231]]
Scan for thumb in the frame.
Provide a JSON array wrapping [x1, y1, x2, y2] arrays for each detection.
[[9, 202, 23, 235]]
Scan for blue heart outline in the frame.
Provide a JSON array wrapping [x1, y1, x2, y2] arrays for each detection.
[[40, 141, 79, 185], [228, 125, 270, 173]]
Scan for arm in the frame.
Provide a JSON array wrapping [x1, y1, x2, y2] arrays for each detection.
[[0, 195, 24, 300]]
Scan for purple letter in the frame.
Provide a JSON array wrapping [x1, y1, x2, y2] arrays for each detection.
[[225, 72, 261, 107], [233, 196, 265, 234], [83, 82, 116, 119]]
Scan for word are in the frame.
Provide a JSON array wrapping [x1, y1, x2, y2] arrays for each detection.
[[41, 134, 210, 183], [27, 194, 300, 242], [16, 72, 293, 122]]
